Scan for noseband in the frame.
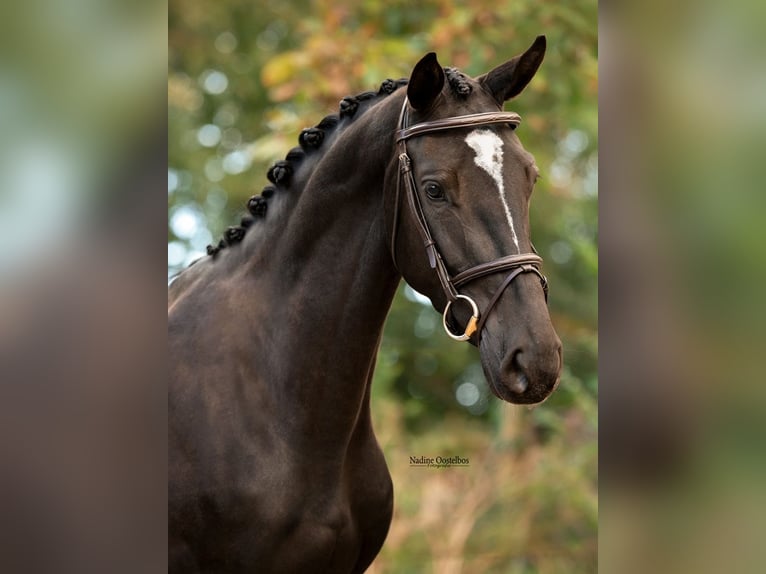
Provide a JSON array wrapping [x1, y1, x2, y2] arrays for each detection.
[[391, 99, 549, 343]]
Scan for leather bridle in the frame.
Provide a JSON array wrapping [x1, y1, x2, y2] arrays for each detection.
[[391, 99, 549, 343]]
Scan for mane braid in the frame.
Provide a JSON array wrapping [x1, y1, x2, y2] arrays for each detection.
[[204, 77, 408, 259], [445, 67, 473, 98]]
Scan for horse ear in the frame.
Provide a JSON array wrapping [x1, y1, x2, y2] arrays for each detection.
[[407, 52, 445, 111], [478, 35, 546, 105]]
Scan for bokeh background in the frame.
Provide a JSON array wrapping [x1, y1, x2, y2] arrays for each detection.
[[169, 1, 598, 572], [599, 1, 766, 573]]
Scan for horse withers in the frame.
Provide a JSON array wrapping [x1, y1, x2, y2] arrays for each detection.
[[169, 36, 561, 573]]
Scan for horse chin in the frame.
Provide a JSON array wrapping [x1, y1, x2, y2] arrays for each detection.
[[478, 334, 562, 406]]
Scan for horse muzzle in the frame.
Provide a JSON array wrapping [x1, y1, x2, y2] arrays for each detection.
[[479, 329, 563, 405]]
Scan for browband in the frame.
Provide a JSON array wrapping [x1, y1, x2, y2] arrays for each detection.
[[395, 111, 522, 143]]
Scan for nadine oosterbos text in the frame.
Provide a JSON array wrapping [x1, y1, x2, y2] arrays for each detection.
[[409, 455, 470, 468]]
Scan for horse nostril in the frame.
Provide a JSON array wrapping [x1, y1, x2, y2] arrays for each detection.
[[508, 351, 528, 394]]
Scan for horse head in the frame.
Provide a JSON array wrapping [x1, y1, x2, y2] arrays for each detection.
[[386, 36, 562, 405]]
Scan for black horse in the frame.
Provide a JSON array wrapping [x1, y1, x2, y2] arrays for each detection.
[[169, 36, 562, 573]]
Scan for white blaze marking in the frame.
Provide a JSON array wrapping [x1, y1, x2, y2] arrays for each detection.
[[465, 129, 520, 252]]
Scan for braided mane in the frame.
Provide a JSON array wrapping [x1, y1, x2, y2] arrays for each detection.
[[204, 78, 406, 257], [205, 68, 472, 258], [445, 67, 473, 98]]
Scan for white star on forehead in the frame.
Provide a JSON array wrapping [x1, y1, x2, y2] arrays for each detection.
[[464, 129, 520, 252]]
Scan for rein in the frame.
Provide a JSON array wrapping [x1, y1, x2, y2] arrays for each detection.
[[391, 99, 549, 343]]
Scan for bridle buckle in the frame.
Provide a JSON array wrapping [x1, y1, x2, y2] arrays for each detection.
[[398, 153, 411, 173]]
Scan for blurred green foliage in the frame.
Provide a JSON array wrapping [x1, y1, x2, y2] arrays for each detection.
[[599, 3, 766, 573], [169, 0, 596, 571]]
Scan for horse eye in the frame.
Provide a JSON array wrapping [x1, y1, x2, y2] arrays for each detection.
[[424, 182, 445, 201]]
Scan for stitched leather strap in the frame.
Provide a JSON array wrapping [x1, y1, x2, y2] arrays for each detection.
[[396, 111, 522, 142], [453, 253, 543, 287], [473, 264, 548, 340]]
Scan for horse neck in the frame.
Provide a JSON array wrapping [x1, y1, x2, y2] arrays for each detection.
[[254, 95, 402, 443]]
